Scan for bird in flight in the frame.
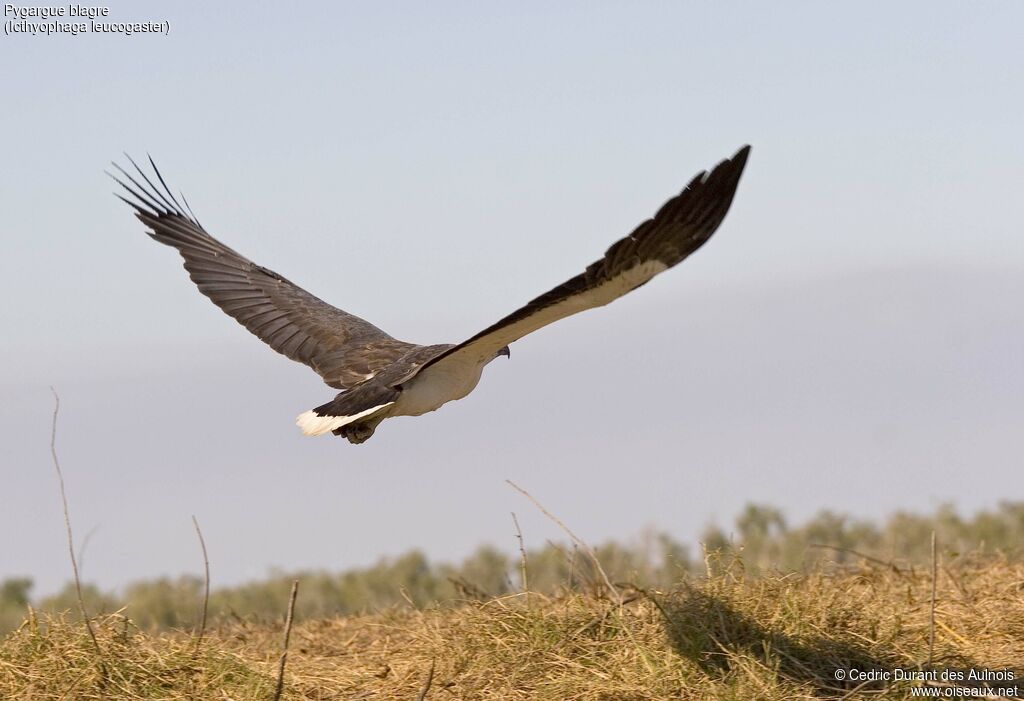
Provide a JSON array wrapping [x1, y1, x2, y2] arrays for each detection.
[[112, 146, 750, 443]]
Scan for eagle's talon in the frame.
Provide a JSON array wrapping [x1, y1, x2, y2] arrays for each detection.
[[335, 422, 377, 444]]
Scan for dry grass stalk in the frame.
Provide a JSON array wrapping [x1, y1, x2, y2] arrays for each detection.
[[48, 388, 105, 678], [511, 511, 530, 603], [414, 659, 435, 701], [929, 530, 937, 666], [271, 579, 299, 701], [191, 515, 210, 651], [808, 542, 908, 575], [505, 479, 621, 603]]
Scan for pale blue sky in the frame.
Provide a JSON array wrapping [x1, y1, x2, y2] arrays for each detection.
[[2, 2, 1022, 597]]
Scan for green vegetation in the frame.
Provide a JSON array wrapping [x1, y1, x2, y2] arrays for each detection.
[[4, 501, 1024, 636]]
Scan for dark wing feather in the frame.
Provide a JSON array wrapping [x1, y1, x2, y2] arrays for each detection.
[[413, 145, 750, 378], [112, 158, 417, 389]]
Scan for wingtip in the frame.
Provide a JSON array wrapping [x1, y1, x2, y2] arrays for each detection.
[[731, 144, 751, 168]]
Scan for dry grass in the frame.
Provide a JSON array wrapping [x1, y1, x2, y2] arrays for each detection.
[[3, 556, 1022, 700]]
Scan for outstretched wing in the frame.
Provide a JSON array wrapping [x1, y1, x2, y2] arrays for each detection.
[[111, 157, 417, 390], [412, 145, 750, 380]]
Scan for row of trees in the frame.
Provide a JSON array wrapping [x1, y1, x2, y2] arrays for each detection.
[[4, 501, 1023, 633]]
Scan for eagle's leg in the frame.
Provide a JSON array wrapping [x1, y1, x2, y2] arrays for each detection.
[[334, 416, 384, 444]]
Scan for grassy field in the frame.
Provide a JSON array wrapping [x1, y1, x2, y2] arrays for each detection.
[[3, 555, 1021, 700]]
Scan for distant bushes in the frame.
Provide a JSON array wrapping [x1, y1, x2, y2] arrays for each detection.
[[3, 501, 1022, 633], [700, 501, 1024, 573]]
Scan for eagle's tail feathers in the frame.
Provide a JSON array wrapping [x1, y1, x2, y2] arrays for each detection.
[[295, 402, 394, 437]]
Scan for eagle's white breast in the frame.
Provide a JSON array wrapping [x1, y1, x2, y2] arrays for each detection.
[[393, 356, 488, 417]]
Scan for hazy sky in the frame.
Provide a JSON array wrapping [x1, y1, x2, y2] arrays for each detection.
[[2, 2, 1022, 597]]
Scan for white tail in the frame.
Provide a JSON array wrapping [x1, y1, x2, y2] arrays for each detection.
[[295, 403, 393, 437]]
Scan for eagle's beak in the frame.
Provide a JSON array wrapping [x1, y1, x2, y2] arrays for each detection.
[[498, 346, 510, 359]]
